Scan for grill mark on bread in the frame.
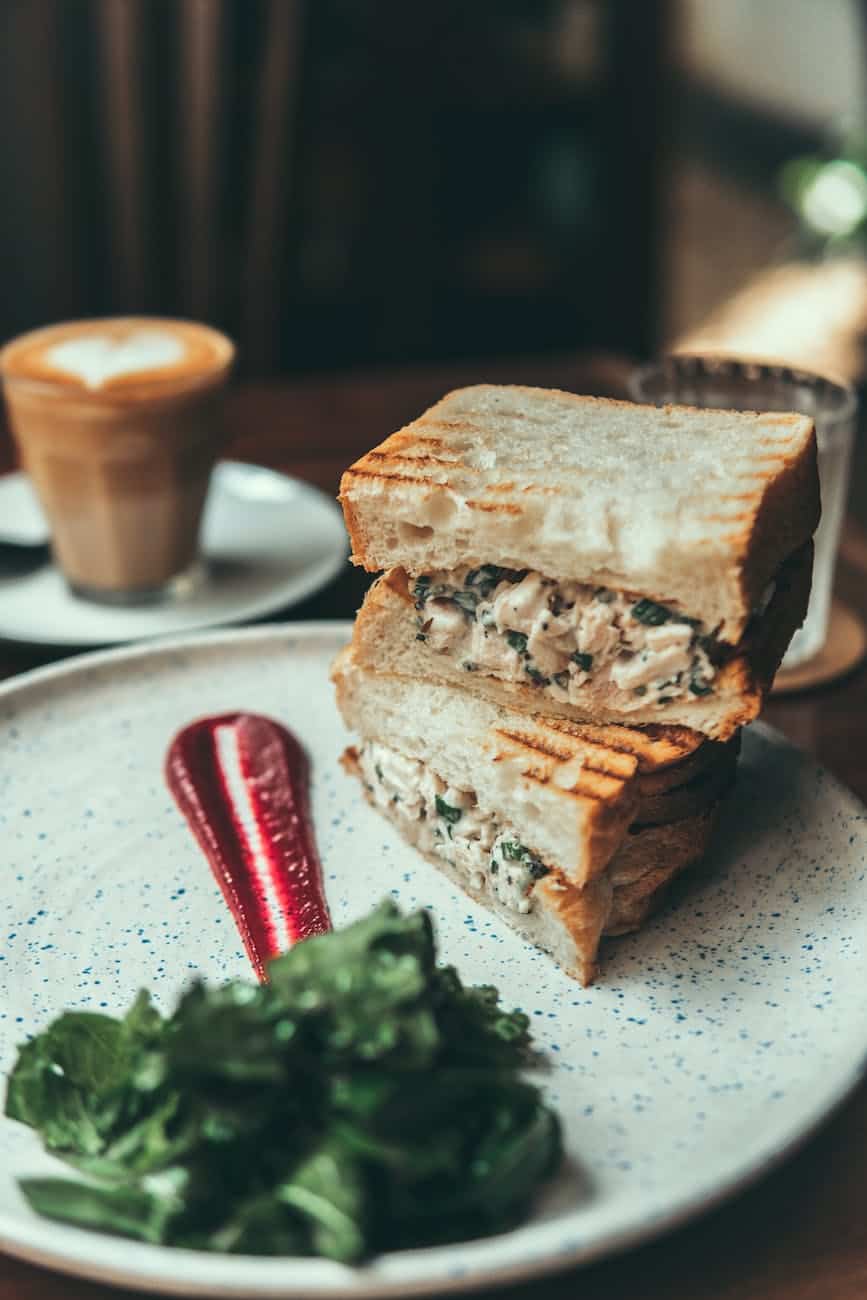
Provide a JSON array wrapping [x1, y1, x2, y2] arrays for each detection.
[[339, 385, 819, 642], [493, 728, 637, 779], [760, 413, 809, 426], [421, 418, 484, 434], [365, 450, 459, 468], [516, 766, 631, 806], [546, 721, 701, 769], [410, 435, 449, 449], [567, 769, 633, 800], [702, 510, 753, 524], [341, 466, 445, 486], [466, 499, 523, 514]]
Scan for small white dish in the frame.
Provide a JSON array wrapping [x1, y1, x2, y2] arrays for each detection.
[[0, 463, 347, 647], [0, 473, 50, 546], [0, 623, 865, 1297]]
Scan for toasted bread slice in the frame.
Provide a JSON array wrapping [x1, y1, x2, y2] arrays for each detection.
[[633, 739, 737, 825], [344, 740, 721, 985], [339, 385, 819, 643], [332, 647, 641, 887], [349, 544, 811, 741]]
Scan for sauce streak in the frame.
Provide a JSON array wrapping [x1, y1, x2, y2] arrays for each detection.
[[165, 712, 331, 981]]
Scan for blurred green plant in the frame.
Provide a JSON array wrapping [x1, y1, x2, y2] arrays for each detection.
[[780, 134, 867, 253]]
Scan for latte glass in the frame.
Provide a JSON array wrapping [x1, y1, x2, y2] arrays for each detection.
[[0, 318, 235, 604], [628, 354, 857, 669]]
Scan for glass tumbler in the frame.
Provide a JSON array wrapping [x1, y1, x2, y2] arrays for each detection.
[[628, 354, 857, 670]]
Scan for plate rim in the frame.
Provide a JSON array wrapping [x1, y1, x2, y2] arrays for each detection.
[[0, 620, 865, 1297], [0, 463, 349, 650]]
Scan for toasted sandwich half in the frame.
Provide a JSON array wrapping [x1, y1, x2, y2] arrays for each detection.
[[350, 547, 810, 742], [333, 649, 733, 983], [339, 386, 818, 740]]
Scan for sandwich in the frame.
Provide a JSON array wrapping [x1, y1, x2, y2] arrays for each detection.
[[333, 647, 736, 984], [339, 385, 818, 740]]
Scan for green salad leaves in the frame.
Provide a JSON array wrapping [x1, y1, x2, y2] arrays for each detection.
[[4, 902, 562, 1261]]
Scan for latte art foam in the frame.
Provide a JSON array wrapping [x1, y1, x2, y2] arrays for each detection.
[[45, 331, 187, 389], [0, 317, 232, 397]]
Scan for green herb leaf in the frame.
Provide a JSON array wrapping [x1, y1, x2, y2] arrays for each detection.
[[4, 993, 162, 1157], [497, 842, 549, 881], [278, 1137, 368, 1263], [464, 565, 525, 599], [435, 795, 463, 825], [631, 599, 670, 626], [19, 1171, 186, 1244], [689, 679, 713, 696], [4, 902, 561, 1261], [570, 652, 593, 671]]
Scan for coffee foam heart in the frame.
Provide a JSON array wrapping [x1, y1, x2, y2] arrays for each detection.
[[45, 331, 186, 389]]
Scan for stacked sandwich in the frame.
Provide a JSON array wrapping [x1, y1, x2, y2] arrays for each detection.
[[333, 386, 819, 983]]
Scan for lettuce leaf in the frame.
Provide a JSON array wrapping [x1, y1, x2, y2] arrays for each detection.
[[4, 901, 562, 1261]]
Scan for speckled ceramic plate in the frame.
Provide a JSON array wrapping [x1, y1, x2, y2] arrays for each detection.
[[1, 623, 866, 1297]]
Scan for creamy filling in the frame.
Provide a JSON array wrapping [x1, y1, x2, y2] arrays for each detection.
[[412, 566, 720, 711], [357, 741, 548, 914]]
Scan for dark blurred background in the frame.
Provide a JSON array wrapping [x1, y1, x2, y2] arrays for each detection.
[[2, 0, 867, 378]]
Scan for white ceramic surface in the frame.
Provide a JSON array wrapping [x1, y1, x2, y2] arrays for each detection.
[[0, 464, 347, 647], [0, 623, 865, 1297], [0, 474, 50, 546]]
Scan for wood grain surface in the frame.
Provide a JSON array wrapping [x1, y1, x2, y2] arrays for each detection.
[[1, 352, 865, 1300]]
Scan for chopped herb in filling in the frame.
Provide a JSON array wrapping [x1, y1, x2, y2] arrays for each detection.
[[413, 565, 719, 710], [630, 598, 671, 626], [435, 795, 463, 825], [360, 744, 549, 916]]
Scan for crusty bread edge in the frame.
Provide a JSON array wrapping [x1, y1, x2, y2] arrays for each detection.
[[351, 541, 811, 742], [344, 743, 720, 985], [605, 806, 720, 935], [332, 643, 645, 888], [339, 384, 819, 642]]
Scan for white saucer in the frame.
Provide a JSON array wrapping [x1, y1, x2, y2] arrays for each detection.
[[0, 462, 348, 647]]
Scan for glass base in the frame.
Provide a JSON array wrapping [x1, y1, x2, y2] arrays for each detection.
[[68, 560, 206, 607]]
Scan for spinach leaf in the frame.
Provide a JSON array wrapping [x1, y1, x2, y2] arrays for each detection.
[[5, 993, 161, 1156], [434, 795, 463, 826], [278, 1138, 368, 1263], [451, 589, 480, 615], [631, 599, 670, 626], [570, 651, 593, 671], [19, 1168, 187, 1244], [5, 901, 562, 1262], [506, 631, 528, 654]]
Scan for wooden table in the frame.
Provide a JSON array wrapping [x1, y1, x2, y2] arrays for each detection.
[[2, 353, 866, 1300]]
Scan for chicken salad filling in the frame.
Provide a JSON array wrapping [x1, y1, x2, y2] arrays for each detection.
[[412, 565, 720, 710], [357, 741, 549, 914]]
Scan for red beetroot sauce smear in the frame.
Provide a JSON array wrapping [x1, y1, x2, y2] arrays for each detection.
[[165, 712, 331, 982]]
